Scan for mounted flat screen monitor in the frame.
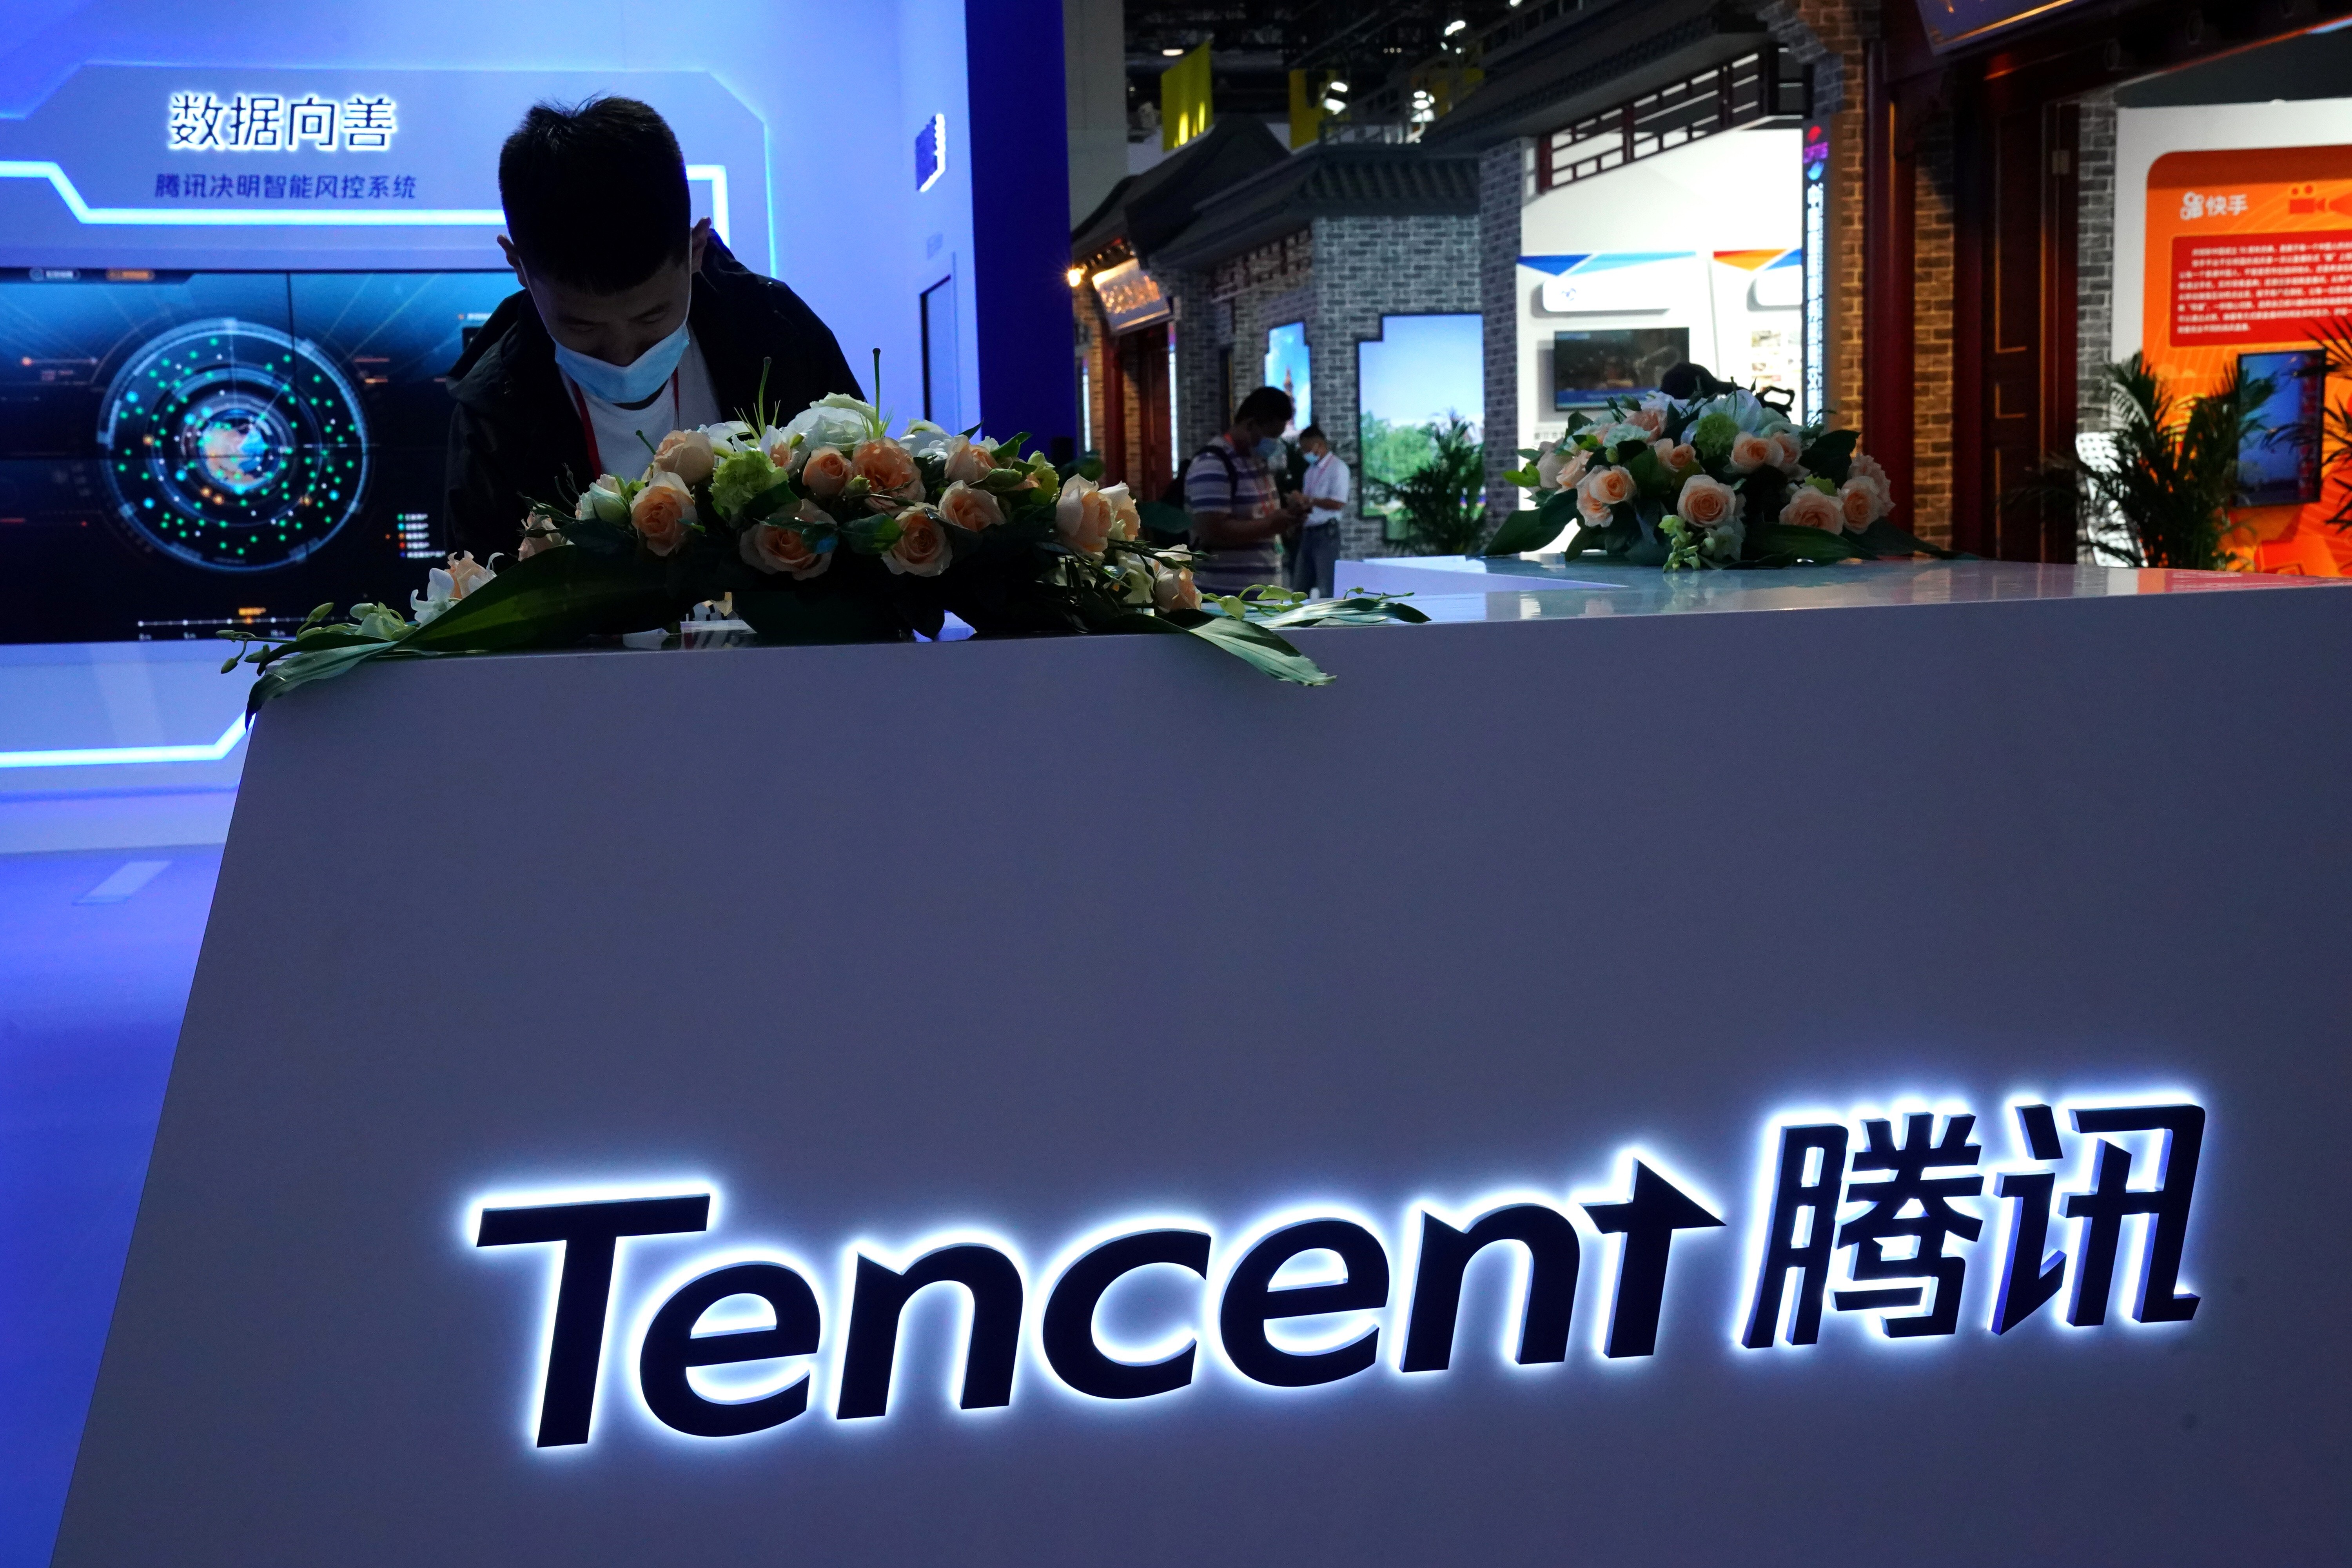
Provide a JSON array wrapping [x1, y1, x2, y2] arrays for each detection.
[[1554, 328, 1688, 412], [2239, 349, 2323, 508], [0, 267, 515, 643]]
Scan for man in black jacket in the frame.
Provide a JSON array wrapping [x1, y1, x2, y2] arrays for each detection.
[[444, 96, 860, 561]]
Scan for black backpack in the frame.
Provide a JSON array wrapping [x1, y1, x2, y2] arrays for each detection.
[[1162, 442, 1237, 510]]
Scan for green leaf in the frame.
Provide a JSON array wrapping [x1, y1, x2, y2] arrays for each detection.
[[1258, 594, 1429, 627], [1135, 498, 1191, 539], [734, 475, 801, 524], [396, 547, 670, 654], [245, 640, 411, 714], [1852, 518, 1962, 559], [1749, 522, 1865, 562], [1798, 428, 1858, 485], [1482, 508, 1562, 556], [1175, 612, 1333, 685]]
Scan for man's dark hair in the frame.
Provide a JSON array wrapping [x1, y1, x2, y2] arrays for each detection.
[[499, 97, 691, 292], [1297, 423, 1326, 444], [1232, 386, 1294, 429], [1658, 361, 1726, 400]]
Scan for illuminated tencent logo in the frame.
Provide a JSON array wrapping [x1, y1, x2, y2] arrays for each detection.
[[167, 92, 397, 152], [470, 1094, 2203, 1449]]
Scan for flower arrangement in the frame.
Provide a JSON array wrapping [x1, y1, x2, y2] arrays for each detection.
[[221, 383, 1423, 709], [1488, 387, 1949, 568]]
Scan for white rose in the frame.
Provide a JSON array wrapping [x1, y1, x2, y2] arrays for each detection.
[[778, 398, 873, 452], [701, 420, 755, 453], [576, 476, 631, 525], [900, 420, 955, 459], [409, 552, 492, 625]]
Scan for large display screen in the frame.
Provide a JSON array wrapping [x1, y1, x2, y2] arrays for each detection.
[[0, 267, 514, 643], [1553, 328, 1690, 412]]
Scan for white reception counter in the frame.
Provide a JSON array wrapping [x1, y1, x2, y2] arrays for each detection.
[[54, 563, 2352, 1565]]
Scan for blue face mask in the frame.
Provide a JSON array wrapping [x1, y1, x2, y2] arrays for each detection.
[[1256, 436, 1282, 462], [552, 316, 690, 405]]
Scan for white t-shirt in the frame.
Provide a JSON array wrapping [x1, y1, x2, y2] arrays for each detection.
[[568, 332, 723, 479], [1302, 449, 1351, 524]]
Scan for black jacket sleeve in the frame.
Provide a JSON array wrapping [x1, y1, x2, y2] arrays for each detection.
[[443, 396, 527, 563]]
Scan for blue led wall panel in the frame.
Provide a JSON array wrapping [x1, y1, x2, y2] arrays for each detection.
[[0, 0, 1077, 639], [0, 66, 770, 276]]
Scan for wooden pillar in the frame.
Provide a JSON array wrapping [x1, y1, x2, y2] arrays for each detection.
[[1862, 40, 1917, 530]]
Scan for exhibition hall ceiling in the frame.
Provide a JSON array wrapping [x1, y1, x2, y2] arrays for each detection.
[[1120, 0, 1536, 123]]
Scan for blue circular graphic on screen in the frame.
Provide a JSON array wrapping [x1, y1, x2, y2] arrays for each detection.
[[98, 318, 368, 572]]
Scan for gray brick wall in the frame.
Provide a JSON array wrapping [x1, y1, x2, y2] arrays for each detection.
[[1167, 211, 1481, 563], [2076, 89, 2118, 433], [1312, 213, 1483, 562], [1480, 139, 1531, 522]]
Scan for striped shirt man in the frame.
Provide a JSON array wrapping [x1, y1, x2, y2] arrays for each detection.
[[1186, 385, 1305, 595]]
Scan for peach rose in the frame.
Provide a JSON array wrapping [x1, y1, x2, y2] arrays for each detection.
[[1152, 561, 1200, 612], [800, 446, 852, 499], [944, 436, 998, 484], [1850, 451, 1890, 490], [1675, 473, 1742, 530], [1539, 443, 1591, 492], [762, 430, 803, 472], [1627, 405, 1666, 435], [1653, 439, 1697, 472], [630, 471, 696, 556], [1780, 483, 1844, 533], [1579, 464, 1636, 510], [738, 521, 832, 579], [1056, 475, 1115, 556], [853, 438, 922, 502], [1769, 431, 1805, 472], [1729, 432, 1777, 474], [652, 428, 715, 486], [443, 551, 495, 596], [937, 480, 1004, 532], [884, 505, 952, 577], [1101, 481, 1142, 541], [1838, 475, 1887, 530]]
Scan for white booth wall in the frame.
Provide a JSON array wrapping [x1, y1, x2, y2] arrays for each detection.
[[1515, 126, 1801, 458]]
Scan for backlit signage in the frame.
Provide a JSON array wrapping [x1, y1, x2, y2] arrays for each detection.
[[471, 1091, 2206, 1449], [1092, 258, 1170, 334]]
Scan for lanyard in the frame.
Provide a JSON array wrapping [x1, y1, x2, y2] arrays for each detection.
[[567, 368, 681, 476]]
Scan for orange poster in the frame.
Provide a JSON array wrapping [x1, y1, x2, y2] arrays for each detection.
[[2144, 145, 2352, 574]]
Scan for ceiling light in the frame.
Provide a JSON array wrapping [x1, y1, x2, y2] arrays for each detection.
[[1162, 47, 1184, 56], [1443, 17, 1467, 34], [1323, 96, 1346, 113], [1066, 266, 1085, 287], [1328, 78, 1349, 93]]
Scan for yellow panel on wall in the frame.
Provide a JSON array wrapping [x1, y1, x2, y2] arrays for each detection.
[[1161, 44, 1212, 152]]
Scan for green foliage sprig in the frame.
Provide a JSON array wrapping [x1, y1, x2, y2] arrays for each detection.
[[2025, 354, 2267, 571]]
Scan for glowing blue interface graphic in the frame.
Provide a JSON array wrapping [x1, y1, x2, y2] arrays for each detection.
[[99, 318, 368, 570], [0, 268, 515, 641]]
